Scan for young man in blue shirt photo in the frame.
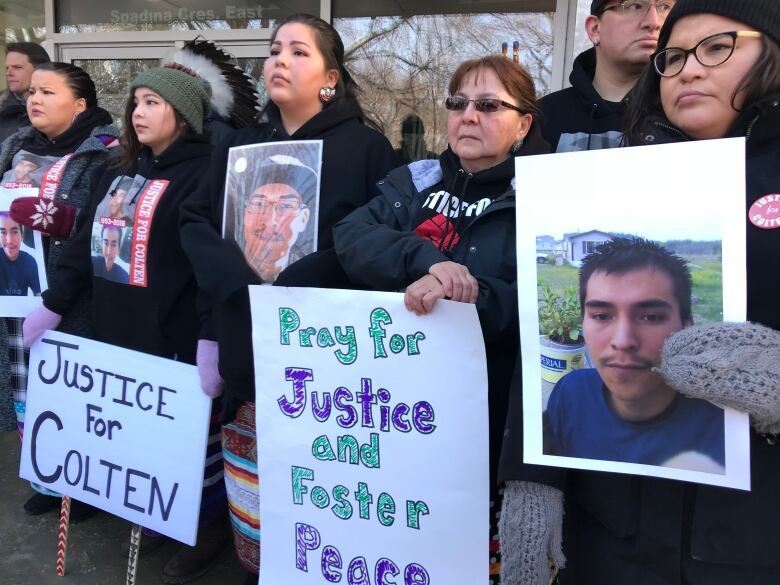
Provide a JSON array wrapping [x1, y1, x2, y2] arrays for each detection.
[[544, 237, 725, 472]]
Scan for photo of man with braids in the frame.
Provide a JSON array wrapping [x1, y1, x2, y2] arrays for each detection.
[[543, 238, 726, 473]]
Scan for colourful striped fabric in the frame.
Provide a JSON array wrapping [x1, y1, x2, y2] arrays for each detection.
[[222, 402, 260, 574]]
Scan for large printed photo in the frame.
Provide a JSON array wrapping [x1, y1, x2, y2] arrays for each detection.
[[0, 150, 54, 316], [222, 140, 322, 284], [516, 139, 751, 489]]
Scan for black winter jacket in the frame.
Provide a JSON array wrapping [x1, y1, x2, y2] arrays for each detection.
[[500, 95, 780, 585], [44, 135, 213, 364], [180, 96, 397, 415], [540, 48, 626, 152], [334, 122, 550, 489], [0, 91, 29, 145]]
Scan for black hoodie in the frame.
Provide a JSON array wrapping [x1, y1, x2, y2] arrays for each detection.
[[180, 95, 398, 414], [43, 134, 213, 363], [539, 48, 626, 152]]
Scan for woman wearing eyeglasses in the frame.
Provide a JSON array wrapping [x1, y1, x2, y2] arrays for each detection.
[[333, 54, 549, 584], [499, 3, 780, 585]]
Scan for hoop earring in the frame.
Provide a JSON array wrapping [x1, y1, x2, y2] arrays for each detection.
[[594, 40, 600, 47], [319, 86, 336, 103], [510, 138, 524, 155]]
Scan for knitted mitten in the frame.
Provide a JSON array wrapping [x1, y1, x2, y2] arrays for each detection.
[[10, 197, 76, 238], [23, 306, 62, 349], [658, 322, 780, 434], [500, 480, 565, 585], [196, 339, 224, 398]]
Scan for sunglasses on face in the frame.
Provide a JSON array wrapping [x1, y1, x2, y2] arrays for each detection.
[[444, 96, 524, 114]]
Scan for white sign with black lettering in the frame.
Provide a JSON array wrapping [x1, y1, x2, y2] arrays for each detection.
[[19, 331, 211, 545]]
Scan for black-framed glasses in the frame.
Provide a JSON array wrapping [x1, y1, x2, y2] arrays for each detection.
[[245, 198, 305, 216], [653, 30, 763, 77], [601, 0, 674, 18], [444, 96, 523, 114]]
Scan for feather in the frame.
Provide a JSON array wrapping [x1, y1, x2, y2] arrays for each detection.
[[162, 38, 259, 128]]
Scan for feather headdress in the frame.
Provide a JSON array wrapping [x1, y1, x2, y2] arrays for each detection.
[[162, 38, 259, 128]]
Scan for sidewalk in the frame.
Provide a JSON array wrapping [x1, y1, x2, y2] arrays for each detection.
[[0, 431, 247, 585]]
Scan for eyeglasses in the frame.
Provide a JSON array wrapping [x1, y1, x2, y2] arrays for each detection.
[[601, 0, 674, 19], [444, 96, 523, 114], [245, 199, 304, 216], [653, 31, 763, 77]]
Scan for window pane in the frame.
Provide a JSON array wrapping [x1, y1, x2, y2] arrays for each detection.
[[334, 11, 555, 159], [3, 0, 46, 93], [3, 0, 46, 91], [56, 0, 318, 33], [573, 0, 594, 60], [73, 59, 159, 128]]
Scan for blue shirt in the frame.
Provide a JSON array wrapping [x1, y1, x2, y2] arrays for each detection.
[[0, 250, 40, 295], [546, 368, 725, 468], [92, 256, 129, 284]]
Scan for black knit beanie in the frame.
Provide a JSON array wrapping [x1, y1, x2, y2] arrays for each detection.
[[590, 0, 609, 15], [659, 0, 780, 49]]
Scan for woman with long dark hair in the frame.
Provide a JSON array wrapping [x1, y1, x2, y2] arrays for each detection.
[[180, 13, 397, 580]]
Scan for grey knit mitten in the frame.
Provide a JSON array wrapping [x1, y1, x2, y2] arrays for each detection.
[[500, 480, 565, 585], [658, 322, 780, 434]]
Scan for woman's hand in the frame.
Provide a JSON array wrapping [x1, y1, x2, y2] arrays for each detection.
[[429, 261, 479, 304], [404, 274, 447, 315]]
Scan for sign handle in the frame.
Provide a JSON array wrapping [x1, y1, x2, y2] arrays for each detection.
[[125, 524, 142, 585], [56, 496, 70, 576]]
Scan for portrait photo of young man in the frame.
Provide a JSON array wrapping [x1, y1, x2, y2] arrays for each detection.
[[543, 238, 726, 473], [223, 144, 321, 285]]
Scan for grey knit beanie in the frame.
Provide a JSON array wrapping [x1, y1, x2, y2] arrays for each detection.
[[131, 65, 211, 134], [658, 322, 780, 434], [659, 0, 780, 50]]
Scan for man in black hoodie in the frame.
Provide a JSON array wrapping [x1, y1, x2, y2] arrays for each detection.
[[540, 0, 673, 152]]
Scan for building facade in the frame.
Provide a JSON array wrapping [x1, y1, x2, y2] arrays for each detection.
[[3, 0, 596, 149]]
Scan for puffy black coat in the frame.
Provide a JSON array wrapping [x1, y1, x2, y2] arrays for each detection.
[[334, 122, 550, 489]]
